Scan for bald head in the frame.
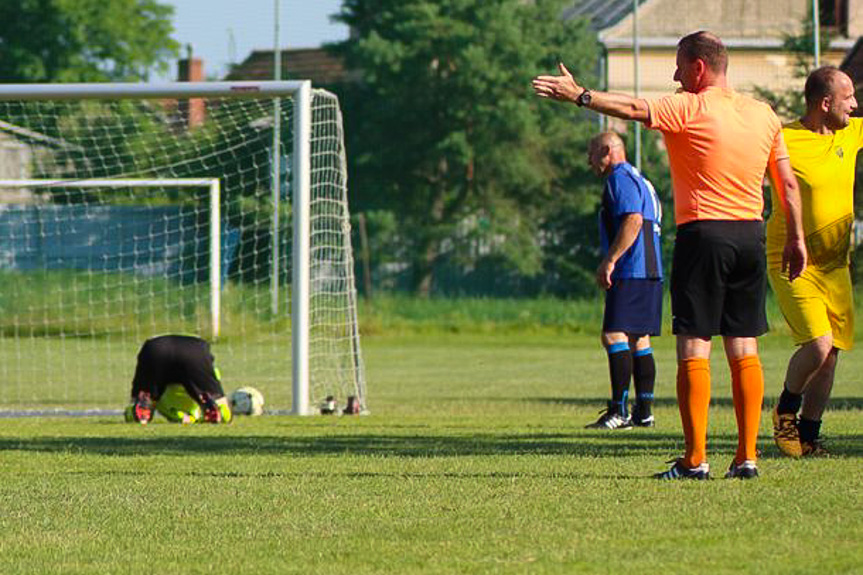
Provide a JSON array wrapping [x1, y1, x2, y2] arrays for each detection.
[[805, 66, 849, 109], [803, 66, 858, 131], [677, 31, 728, 74], [591, 132, 625, 151], [588, 131, 626, 176]]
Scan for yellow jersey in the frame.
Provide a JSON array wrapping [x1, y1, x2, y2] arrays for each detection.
[[767, 118, 863, 270]]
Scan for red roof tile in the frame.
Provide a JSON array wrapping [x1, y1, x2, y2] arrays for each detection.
[[225, 48, 353, 86]]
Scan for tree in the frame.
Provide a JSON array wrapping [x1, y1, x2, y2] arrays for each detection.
[[753, 17, 832, 121], [0, 0, 178, 82], [334, 0, 598, 296]]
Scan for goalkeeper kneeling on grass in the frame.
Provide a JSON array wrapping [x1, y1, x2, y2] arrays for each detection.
[[124, 334, 232, 424]]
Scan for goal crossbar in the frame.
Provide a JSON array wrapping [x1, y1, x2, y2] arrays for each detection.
[[0, 178, 222, 338], [0, 81, 309, 101]]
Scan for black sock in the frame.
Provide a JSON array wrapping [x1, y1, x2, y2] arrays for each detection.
[[798, 418, 822, 443], [777, 386, 803, 415], [607, 343, 632, 416], [632, 347, 655, 418]]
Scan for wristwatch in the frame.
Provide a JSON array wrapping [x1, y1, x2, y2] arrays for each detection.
[[575, 89, 592, 107]]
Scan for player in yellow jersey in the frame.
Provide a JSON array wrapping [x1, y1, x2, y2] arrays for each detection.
[[767, 67, 862, 457]]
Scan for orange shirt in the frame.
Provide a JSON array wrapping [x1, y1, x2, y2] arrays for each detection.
[[646, 86, 788, 225]]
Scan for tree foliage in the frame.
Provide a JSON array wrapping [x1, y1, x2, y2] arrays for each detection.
[[334, 0, 600, 296], [0, 0, 178, 82], [753, 17, 832, 121]]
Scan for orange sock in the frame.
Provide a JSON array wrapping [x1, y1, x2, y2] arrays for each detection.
[[730, 355, 764, 464], [677, 358, 711, 468]]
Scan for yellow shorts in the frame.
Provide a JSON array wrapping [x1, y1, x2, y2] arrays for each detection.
[[768, 264, 854, 350]]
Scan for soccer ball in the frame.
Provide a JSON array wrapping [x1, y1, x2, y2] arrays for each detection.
[[229, 387, 265, 416]]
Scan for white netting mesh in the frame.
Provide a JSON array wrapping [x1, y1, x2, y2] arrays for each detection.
[[0, 87, 365, 414]]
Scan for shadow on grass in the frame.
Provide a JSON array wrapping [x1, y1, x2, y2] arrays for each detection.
[[2, 430, 863, 459], [531, 396, 863, 411], [534, 397, 716, 408], [0, 432, 677, 458]]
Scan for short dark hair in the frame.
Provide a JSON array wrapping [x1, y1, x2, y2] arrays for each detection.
[[677, 31, 728, 74], [804, 66, 842, 109]]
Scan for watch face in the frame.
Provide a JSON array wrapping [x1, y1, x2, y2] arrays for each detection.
[[578, 90, 591, 106]]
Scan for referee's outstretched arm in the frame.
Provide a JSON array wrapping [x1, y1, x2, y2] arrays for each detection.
[[532, 63, 650, 122]]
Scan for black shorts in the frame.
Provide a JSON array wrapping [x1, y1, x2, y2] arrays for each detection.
[[603, 278, 663, 336], [131, 335, 225, 401], [671, 220, 767, 337]]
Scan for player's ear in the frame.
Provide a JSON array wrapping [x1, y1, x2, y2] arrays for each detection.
[[694, 58, 707, 79]]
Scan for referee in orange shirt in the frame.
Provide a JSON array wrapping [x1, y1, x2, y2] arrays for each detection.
[[534, 31, 807, 479]]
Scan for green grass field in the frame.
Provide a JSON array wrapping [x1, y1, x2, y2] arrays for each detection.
[[1, 326, 862, 574]]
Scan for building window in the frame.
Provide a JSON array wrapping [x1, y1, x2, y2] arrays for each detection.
[[820, 0, 848, 35]]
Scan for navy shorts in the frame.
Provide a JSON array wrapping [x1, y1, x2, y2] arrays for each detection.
[[671, 220, 768, 337], [602, 278, 663, 336]]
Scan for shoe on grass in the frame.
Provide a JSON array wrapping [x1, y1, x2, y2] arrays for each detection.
[[632, 414, 655, 428], [653, 458, 710, 480], [725, 459, 758, 479], [202, 395, 232, 424], [772, 406, 802, 458], [801, 439, 829, 457], [584, 402, 632, 430], [130, 393, 154, 424]]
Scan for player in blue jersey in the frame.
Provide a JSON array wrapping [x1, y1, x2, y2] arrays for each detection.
[[585, 132, 663, 429]]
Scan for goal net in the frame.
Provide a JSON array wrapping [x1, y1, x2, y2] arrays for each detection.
[[0, 81, 365, 416]]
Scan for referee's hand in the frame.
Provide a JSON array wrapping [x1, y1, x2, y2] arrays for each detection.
[[532, 63, 583, 103], [782, 237, 807, 281], [596, 258, 614, 290]]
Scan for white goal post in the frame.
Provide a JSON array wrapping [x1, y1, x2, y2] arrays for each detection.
[[0, 81, 365, 416]]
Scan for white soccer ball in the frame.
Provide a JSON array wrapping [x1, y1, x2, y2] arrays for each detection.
[[229, 387, 265, 416]]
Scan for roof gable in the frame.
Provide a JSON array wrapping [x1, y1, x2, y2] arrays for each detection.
[[571, 0, 821, 46], [561, 0, 648, 31], [225, 48, 351, 85]]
